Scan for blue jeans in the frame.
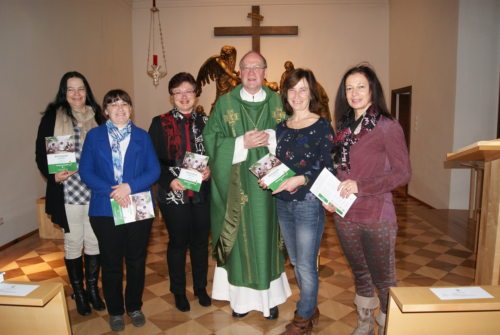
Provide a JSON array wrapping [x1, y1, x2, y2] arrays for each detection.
[[277, 197, 325, 319]]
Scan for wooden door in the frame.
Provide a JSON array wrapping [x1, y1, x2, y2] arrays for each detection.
[[391, 86, 412, 196]]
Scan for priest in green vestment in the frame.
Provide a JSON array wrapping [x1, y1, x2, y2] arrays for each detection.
[[203, 51, 291, 318]]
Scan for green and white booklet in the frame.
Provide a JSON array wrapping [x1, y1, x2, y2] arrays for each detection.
[[310, 168, 356, 217], [249, 153, 295, 191], [178, 152, 209, 192], [111, 191, 155, 226], [45, 135, 77, 173]]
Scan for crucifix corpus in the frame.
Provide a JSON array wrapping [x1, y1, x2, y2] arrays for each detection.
[[214, 5, 298, 53]]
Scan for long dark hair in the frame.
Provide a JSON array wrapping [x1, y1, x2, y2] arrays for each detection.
[[43, 71, 103, 124], [334, 64, 392, 130], [281, 68, 321, 116]]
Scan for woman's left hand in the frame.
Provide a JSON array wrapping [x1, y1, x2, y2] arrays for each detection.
[[201, 166, 211, 181], [272, 175, 307, 195], [338, 179, 358, 198], [111, 183, 132, 207]]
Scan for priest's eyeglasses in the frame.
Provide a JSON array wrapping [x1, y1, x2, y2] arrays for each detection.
[[240, 65, 266, 72]]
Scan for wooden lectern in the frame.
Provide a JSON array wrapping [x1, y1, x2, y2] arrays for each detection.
[[446, 140, 500, 285], [0, 281, 71, 334], [386, 286, 500, 334]]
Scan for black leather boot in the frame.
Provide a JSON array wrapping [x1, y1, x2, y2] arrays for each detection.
[[65, 257, 91, 316], [194, 287, 212, 307], [174, 294, 190, 312], [84, 254, 106, 311], [266, 306, 279, 320]]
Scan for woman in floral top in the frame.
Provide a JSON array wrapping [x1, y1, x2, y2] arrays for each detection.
[[266, 68, 334, 334]]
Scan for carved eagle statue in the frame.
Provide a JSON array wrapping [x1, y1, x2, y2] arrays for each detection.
[[196, 45, 241, 112]]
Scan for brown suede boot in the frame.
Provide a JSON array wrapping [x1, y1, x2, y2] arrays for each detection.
[[282, 312, 313, 335], [310, 307, 320, 326]]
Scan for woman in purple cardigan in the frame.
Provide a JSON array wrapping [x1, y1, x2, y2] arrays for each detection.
[[325, 64, 410, 335]]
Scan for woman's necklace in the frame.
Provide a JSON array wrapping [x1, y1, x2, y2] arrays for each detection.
[[241, 105, 265, 130]]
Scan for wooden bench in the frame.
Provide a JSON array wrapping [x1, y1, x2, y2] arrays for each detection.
[[36, 198, 64, 239]]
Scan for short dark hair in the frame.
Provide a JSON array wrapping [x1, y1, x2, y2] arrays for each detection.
[[281, 68, 321, 116], [334, 63, 392, 129], [43, 71, 103, 124], [102, 89, 133, 115], [168, 72, 199, 96]]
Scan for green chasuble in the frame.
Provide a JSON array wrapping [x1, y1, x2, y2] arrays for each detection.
[[203, 85, 287, 290]]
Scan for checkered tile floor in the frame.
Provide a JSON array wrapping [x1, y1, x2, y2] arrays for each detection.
[[0, 193, 475, 334]]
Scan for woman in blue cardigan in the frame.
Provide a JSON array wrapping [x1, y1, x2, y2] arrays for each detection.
[[80, 89, 160, 332]]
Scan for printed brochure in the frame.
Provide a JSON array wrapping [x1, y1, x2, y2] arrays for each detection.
[[249, 153, 295, 191], [111, 191, 155, 226], [310, 168, 356, 217], [178, 152, 209, 192], [45, 135, 77, 173]]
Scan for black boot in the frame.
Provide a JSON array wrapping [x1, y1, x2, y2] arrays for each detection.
[[174, 294, 190, 312], [65, 257, 91, 316], [84, 254, 106, 311], [194, 288, 212, 307], [266, 306, 279, 320]]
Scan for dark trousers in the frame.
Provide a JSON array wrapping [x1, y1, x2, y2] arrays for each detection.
[[159, 202, 210, 294], [90, 216, 153, 316], [335, 218, 397, 314]]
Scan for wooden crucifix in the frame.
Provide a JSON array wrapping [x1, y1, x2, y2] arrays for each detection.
[[214, 6, 298, 53]]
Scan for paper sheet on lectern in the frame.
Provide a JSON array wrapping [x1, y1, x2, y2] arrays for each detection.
[[430, 286, 494, 300], [0, 283, 39, 296]]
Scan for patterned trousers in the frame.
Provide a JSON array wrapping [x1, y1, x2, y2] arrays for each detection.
[[335, 218, 397, 313]]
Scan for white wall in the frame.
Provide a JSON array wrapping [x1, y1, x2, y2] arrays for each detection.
[[390, 0, 500, 209], [449, 0, 500, 209], [390, 0, 459, 208], [0, 0, 133, 246], [131, 0, 389, 129]]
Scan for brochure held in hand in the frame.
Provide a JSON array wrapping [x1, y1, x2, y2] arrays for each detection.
[[111, 191, 155, 226], [45, 135, 77, 173], [249, 153, 295, 191], [310, 168, 357, 217], [178, 152, 209, 192]]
